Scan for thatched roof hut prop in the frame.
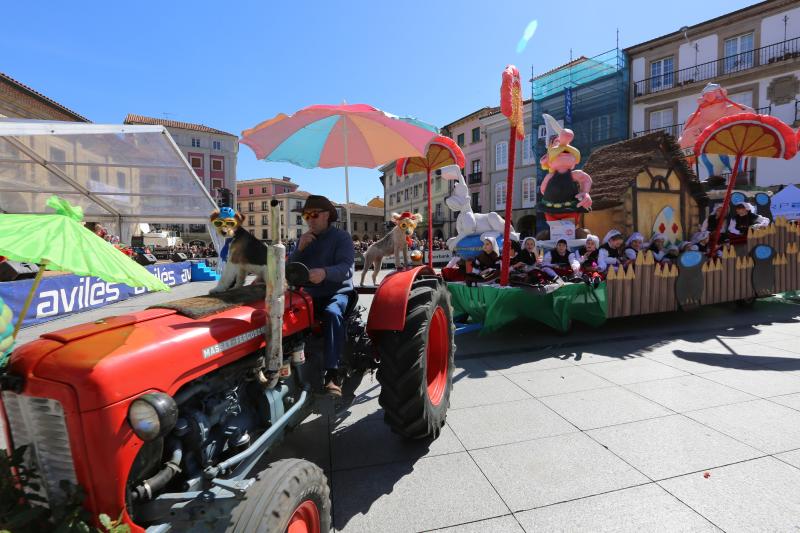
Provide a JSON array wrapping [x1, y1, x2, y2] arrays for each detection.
[[582, 132, 707, 242]]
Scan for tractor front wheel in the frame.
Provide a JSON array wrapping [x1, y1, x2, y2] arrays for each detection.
[[375, 277, 455, 439], [227, 458, 330, 533]]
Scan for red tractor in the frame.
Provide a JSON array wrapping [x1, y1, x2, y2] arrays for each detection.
[[0, 263, 455, 532]]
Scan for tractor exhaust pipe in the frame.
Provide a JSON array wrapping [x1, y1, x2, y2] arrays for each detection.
[[263, 199, 285, 388]]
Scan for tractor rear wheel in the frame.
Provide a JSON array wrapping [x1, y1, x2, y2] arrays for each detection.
[[375, 277, 455, 439], [227, 458, 330, 533]]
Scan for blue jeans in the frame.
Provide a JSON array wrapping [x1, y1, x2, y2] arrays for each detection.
[[315, 293, 350, 370]]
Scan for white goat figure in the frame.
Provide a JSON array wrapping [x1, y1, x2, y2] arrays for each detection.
[[443, 166, 518, 251]]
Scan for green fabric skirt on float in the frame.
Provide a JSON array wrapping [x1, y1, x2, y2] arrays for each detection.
[[447, 282, 608, 333]]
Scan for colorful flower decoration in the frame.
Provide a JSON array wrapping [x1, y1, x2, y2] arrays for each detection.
[[501, 65, 525, 140]]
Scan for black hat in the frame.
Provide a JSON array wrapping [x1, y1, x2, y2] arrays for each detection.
[[293, 195, 338, 222]]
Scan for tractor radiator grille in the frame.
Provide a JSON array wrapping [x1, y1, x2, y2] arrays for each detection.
[[1, 392, 78, 506]]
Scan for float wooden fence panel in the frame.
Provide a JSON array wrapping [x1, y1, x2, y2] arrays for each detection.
[[605, 221, 800, 319]]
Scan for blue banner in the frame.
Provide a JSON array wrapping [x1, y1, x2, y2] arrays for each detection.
[[565, 87, 573, 127], [0, 262, 192, 329]]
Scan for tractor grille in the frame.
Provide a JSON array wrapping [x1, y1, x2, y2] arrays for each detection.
[[1, 392, 77, 506]]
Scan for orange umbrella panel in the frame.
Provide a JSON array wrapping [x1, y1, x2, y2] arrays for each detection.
[[395, 135, 465, 177], [694, 113, 798, 160]]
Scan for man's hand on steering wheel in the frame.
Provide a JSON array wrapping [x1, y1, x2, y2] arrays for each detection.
[[309, 268, 327, 284]]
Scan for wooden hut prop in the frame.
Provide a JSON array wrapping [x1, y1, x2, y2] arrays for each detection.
[[581, 132, 707, 242]]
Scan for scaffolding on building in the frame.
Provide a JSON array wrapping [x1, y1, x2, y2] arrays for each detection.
[[530, 48, 629, 231]]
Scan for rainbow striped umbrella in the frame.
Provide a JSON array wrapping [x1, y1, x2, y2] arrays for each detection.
[[241, 104, 438, 233]]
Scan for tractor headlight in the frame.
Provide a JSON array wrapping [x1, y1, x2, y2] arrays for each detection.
[[128, 392, 178, 441]]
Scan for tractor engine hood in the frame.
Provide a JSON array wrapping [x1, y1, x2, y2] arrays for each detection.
[[8, 291, 313, 412]]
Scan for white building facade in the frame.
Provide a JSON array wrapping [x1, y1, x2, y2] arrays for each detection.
[[381, 162, 456, 240], [627, 0, 800, 187], [481, 101, 539, 236]]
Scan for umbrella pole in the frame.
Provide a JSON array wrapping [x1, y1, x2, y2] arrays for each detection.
[[12, 263, 45, 340], [427, 169, 433, 268], [500, 126, 517, 286], [709, 152, 743, 257], [343, 116, 352, 235]]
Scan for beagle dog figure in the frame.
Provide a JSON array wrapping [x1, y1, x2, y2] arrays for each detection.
[[209, 207, 268, 294]]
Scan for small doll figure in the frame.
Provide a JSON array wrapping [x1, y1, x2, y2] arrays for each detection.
[[598, 230, 624, 272], [648, 233, 670, 263], [515, 237, 542, 271], [728, 201, 769, 241], [471, 236, 500, 281], [542, 239, 576, 282], [623, 233, 644, 265], [570, 234, 604, 286], [689, 230, 722, 257]]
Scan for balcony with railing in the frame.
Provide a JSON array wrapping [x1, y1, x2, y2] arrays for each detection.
[[468, 172, 482, 184], [719, 169, 755, 187], [632, 123, 684, 138], [432, 213, 446, 224], [634, 37, 800, 97], [795, 100, 800, 124], [755, 105, 772, 115]]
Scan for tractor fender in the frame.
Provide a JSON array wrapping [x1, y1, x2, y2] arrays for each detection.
[[367, 266, 438, 332]]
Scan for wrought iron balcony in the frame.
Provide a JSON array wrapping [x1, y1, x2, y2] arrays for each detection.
[[468, 172, 482, 184], [633, 37, 800, 97], [719, 169, 755, 186], [632, 123, 684, 138], [755, 105, 771, 115]]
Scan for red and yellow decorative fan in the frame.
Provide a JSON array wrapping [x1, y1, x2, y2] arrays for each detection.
[[694, 113, 799, 253], [396, 135, 465, 267]]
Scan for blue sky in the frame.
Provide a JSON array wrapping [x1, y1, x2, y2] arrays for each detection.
[[2, 0, 750, 203]]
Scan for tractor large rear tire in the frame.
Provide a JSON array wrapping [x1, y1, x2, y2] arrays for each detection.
[[227, 458, 331, 533], [375, 277, 455, 439]]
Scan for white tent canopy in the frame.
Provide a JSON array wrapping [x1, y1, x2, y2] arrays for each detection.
[[0, 119, 219, 244]]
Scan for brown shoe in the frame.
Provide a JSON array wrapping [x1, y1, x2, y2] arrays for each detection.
[[324, 370, 342, 398], [324, 379, 342, 397]]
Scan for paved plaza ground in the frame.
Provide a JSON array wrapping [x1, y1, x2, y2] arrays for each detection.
[[15, 273, 800, 532]]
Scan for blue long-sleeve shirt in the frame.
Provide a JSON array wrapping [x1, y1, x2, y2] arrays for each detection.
[[289, 226, 354, 299]]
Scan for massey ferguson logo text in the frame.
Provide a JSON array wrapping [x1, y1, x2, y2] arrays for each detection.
[[202, 327, 265, 359]]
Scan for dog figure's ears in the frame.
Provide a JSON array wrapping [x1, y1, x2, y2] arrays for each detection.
[[235, 212, 245, 225], [210, 209, 220, 222], [391, 212, 401, 223], [412, 213, 424, 224]]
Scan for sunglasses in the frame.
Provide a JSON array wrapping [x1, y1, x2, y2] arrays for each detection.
[[212, 219, 237, 228], [302, 210, 325, 221]]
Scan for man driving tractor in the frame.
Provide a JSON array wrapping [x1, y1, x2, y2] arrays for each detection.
[[290, 195, 355, 397]]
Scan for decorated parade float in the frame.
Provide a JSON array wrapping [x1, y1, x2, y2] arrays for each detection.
[[442, 73, 800, 333]]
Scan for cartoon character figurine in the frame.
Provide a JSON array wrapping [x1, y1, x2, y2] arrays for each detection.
[[443, 165, 518, 251], [538, 114, 592, 226]]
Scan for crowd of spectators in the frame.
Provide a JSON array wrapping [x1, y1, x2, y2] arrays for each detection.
[[350, 236, 447, 253]]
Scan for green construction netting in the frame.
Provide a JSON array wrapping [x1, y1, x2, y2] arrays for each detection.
[[448, 282, 608, 333]]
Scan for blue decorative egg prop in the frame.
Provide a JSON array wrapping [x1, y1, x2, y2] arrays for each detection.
[[452, 234, 505, 260], [730, 192, 747, 206]]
